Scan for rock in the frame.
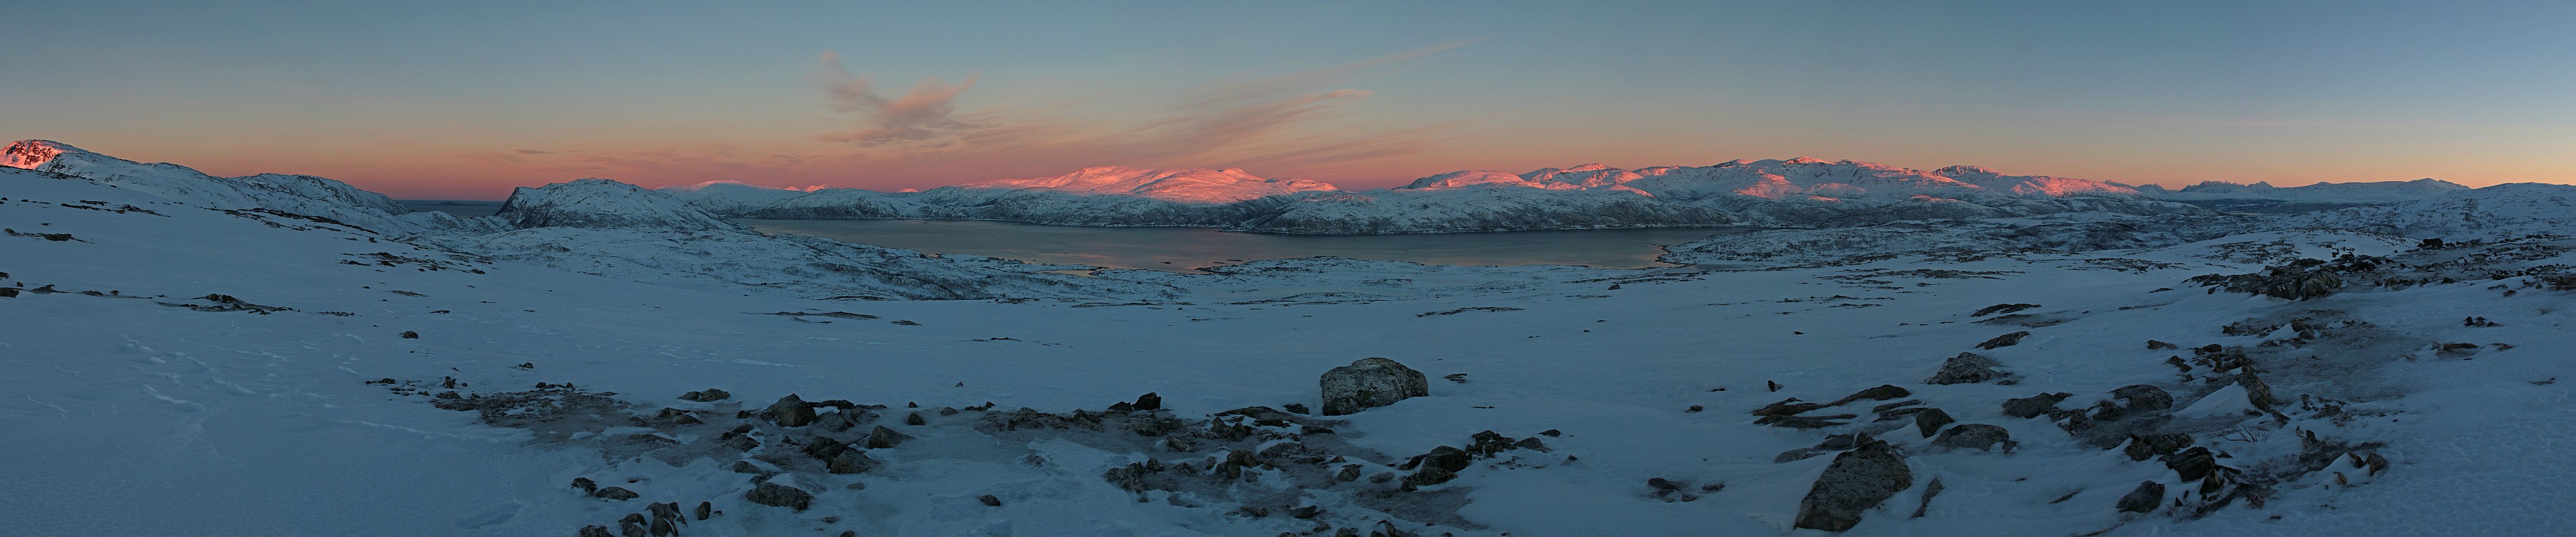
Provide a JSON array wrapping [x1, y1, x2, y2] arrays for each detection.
[[1319, 357, 1430, 415], [978, 494, 1002, 507], [1794, 440, 1914, 532], [767, 395, 817, 427], [2002, 392, 2071, 418], [593, 486, 639, 500], [619, 521, 646, 537], [1648, 477, 1681, 490], [1132, 392, 1162, 411], [1974, 331, 2032, 349], [863, 425, 912, 449], [647, 517, 674, 536], [571, 477, 599, 494], [826, 450, 878, 474], [2124, 432, 2194, 461], [1971, 303, 2041, 316], [1412, 445, 1472, 473], [2116, 481, 2164, 513], [1913, 408, 1954, 437], [2146, 340, 2178, 350], [678, 388, 731, 402], [1869, 400, 1922, 414], [578, 525, 613, 537], [2111, 384, 2174, 413], [1756, 414, 1857, 429], [2163, 447, 2217, 482], [745, 482, 813, 511], [2237, 372, 2282, 410], [1926, 352, 2011, 384], [1403, 464, 1457, 488], [1512, 437, 1549, 451], [1752, 398, 1827, 416], [729, 460, 765, 474], [1911, 478, 1944, 518], [905, 412, 925, 425], [696, 501, 712, 521], [1931, 424, 2011, 451], [1828, 384, 1912, 406], [1283, 403, 1311, 414], [646, 501, 683, 523]]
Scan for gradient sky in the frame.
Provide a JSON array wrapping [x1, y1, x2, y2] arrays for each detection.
[[6, 1, 2573, 199]]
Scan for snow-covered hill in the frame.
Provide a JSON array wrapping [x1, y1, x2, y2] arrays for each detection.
[[495, 178, 749, 232], [1, 140, 477, 235], [665, 159, 2198, 233], [2135, 178, 2471, 213]]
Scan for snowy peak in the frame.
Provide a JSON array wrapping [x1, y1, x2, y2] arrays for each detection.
[[954, 166, 1340, 204], [1, 140, 79, 170], [498, 178, 745, 232]]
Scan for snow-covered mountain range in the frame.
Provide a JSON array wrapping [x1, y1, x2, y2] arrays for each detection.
[[661, 160, 2207, 233]]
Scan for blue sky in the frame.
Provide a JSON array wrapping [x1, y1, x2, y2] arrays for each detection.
[[4, 1, 2570, 198]]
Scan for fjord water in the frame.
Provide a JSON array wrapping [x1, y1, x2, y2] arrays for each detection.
[[732, 218, 1744, 271]]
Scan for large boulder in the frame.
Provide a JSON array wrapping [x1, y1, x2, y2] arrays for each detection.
[[1795, 440, 1915, 531], [1926, 352, 2012, 384], [1320, 357, 1430, 415]]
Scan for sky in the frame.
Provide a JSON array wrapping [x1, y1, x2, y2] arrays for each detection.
[[4, 1, 2573, 200]]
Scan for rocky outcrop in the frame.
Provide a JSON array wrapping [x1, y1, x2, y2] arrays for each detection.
[[1320, 357, 1430, 415], [1927, 352, 2012, 384], [744, 482, 812, 511], [1794, 440, 1915, 531]]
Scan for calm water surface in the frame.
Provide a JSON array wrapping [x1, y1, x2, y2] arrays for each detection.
[[734, 218, 1743, 271]]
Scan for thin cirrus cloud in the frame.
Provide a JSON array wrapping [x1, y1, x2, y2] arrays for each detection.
[[475, 44, 1472, 190]]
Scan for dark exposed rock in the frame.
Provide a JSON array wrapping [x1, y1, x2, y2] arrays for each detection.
[[1129, 392, 1162, 411], [1319, 357, 1430, 415], [1912, 478, 1944, 518], [1402, 464, 1457, 489], [593, 486, 639, 500], [1913, 408, 1954, 437], [2124, 432, 2194, 461], [2163, 447, 2217, 482], [2116, 481, 2165, 513], [2147, 340, 2179, 350], [1927, 352, 2011, 384], [1827, 384, 1913, 406], [1752, 398, 1827, 416], [2002, 392, 2072, 419], [978, 494, 1002, 506], [647, 516, 674, 536], [1794, 440, 1914, 532], [1648, 477, 1681, 490], [572, 477, 598, 494], [2237, 372, 2282, 410], [1974, 331, 2032, 349], [1931, 424, 2012, 451], [745, 482, 813, 511], [905, 412, 925, 425], [399, 331, 419, 339], [864, 425, 912, 449], [578, 525, 613, 537], [1756, 413, 1857, 429], [1971, 303, 2041, 316], [767, 395, 817, 427], [1512, 437, 1548, 451], [2111, 384, 2174, 413], [678, 389, 731, 402], [1283, 403, 1311, 415], [696, 501, 712, 521], [2186, 256, 2385, 301], [1870, 400, 1922, 414], [826, 450, 879, 474]]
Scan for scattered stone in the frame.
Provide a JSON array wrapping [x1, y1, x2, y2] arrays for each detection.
[[578, 525, 613, 537], [978, 494, 1002, 507], [1686, 405, 1704, 413], [1828, 384, 1912, 406], [1319, 357, 1430, 415], [2111, 384, 2174, 413], [2147, 340, 2179, 350], [744, 482, 812, 511], [1757, 413, 1857, 429], [1752, 398, 1827, 416], [1132, 392, 1162, 411], [399, 331, 419, 339], [1768, 380, 1782, 392], [1870, 400, 1922, 414], [1931, 424, 2012, 451], [1283, 403, 1311, 414], [695, 501, 712, 521], [826, 450, 879, 474], [571, 477, 598, 494], [1512, 437, 1548, 451], [1971, 303, 2041, 316], [1912, 478, 1944, 518], [1927, 352, 2011, 384], [864, 425, 913, 449], [678, 389, 731, 402], [2002, 392, 2071, 418], [1974, 331, 2032, 349], [767, 395, 817, 427], [2116, 481, 2164, 513], [1794, 440, 1914, 531], [593, 486, 638, 500], [1913, 408, 1954, 437], [2123, 432, 2194, 461], [905, 412, 925, 425], [2163, 447, 2217, 482], [1648, 477, 1681, 490]]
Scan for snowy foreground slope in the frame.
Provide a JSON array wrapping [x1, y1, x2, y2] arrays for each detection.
[[6, 151, 2576, 536]]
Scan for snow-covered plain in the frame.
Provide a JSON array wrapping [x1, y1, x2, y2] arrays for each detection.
[[4, 141, 2574, 536]]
